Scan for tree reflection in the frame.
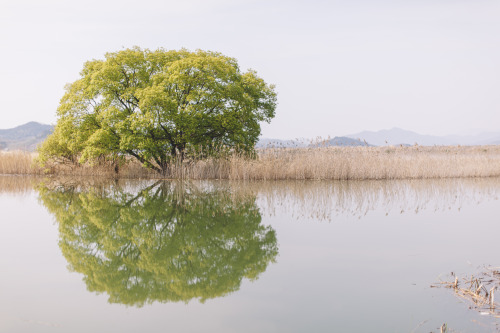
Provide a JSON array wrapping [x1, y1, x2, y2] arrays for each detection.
[[38, 181, 278, 306]]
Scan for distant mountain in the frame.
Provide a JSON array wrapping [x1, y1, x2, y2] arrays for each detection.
[[346, 128, 500, 146], [346, 128, 452, 146], [308, 136, 371, 147], [260, 128, 500, 149], [469, 133, 500, 145], [0, 122, 53, 151]]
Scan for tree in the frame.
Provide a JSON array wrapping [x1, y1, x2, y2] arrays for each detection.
[[37, 180, 278, 306], [39, 47, 277, 175]]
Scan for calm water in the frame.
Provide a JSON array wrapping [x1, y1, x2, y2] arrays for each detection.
[[1, 176, 500, 332]]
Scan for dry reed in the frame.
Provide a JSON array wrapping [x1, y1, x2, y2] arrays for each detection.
[[231, 145, 500, 180], [433, 267, 500, 318], [1, 145, 500, 180], [0, 151, 42, 174]]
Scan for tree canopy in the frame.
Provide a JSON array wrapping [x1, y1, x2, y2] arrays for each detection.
[[39, 48, 277, 174], [37, 180, 278, 306]]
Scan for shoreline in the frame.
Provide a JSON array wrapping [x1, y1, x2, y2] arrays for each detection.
[[2, 145, 500, 180]]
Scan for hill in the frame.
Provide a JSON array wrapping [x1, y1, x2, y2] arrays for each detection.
[[0, 122, 53, 151]]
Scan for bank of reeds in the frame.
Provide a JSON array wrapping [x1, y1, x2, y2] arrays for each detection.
[[231, 145, 500, 180], [0, 151, 41, 174], [1, 145, 500, 180]]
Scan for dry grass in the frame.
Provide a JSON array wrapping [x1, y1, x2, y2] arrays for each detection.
[[233, 145, 500, 180], [0, 151, 42, 174], [2, 145, 500, 180]]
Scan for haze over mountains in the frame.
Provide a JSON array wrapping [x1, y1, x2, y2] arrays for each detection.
[[259, 128, 500, 148], [1, 123, 500, 151], [256, 137, 371, 148], [346, 128, 500, 146]]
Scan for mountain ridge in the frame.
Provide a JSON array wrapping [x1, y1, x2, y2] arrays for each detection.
[[2, 122, 500, 151]]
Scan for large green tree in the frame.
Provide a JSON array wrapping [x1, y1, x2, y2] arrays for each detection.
[[37, 180, 278, 306], [39, 48, 277, 174]]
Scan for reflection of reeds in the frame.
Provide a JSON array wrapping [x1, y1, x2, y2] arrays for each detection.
[[0, 175, 37, 195], [2, 146, 500, 180], [248, 178, 500, 221], [3, 176, 500, 222], [433, 267, 500, 318]]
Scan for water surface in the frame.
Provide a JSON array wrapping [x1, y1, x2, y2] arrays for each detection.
[[1, 176, 500, 332]]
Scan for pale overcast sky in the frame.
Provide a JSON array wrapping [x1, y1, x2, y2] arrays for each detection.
[[0, 0, 499, 138]]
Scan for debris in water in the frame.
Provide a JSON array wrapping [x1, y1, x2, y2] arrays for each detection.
[[432, 266, 500, 318]]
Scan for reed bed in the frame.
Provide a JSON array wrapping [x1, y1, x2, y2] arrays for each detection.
[[1, 145, 500, 180], [232, 145, 500, 180], [0, 151, 42, 174]]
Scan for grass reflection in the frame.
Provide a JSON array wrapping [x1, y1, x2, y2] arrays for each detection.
[[250, 178, 500, 221]]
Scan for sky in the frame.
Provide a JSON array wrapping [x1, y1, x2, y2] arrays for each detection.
[[0, 0, 499, 139]]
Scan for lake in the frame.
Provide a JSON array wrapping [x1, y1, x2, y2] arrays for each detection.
[[1, 175, 499, 332]]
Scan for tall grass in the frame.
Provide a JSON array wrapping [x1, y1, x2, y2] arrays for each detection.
[[2, 145, 500, 180], [231, 145, 500, 180], [0, 151, 42, 174]]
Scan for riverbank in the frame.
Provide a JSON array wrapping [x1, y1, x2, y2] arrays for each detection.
[[2, 145, 500, 180]]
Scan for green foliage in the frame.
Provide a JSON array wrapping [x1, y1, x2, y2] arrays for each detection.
[[37, 181, 278, 306], [39, 48, 277, 174]]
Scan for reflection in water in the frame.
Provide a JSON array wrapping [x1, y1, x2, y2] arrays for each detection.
[[251, 178, 500, 221], [1, 176, 500, 221], [1, 175, 500, 330], [0, 175, 37, 196], [37, 180, 278, 306]]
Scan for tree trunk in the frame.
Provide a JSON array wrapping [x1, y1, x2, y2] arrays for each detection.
[[160, 161, 169, 177]]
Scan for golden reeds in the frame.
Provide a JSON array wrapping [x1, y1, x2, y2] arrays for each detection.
[[0, 151, 42, 174], [2, 145, 500, 180], [232, 145, 500, 180]]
